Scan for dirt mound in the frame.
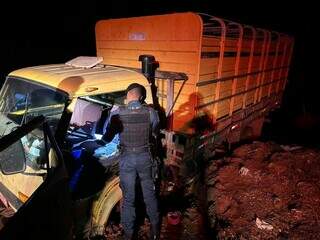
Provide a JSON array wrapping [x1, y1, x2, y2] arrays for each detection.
[[206, 142, 320, 239]]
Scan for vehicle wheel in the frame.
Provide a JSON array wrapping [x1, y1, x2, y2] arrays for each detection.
[[240, 126, 254, 142], [89, 177, 122, 238]]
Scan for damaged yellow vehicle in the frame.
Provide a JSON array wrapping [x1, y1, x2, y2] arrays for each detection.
[[0, 55, 171, 239]]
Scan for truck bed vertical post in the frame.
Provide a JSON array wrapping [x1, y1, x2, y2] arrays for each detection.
[[258, 30, 271, 102], [242, 26, 256, 108], [283, 38, 294, 89], [254, 30, 268, 104], [229, 22, 243, 115], [212, 17, 226, 120], [268, 32, 281, 97], [276, 35, 289, 93], [166, 78, 174, 130]]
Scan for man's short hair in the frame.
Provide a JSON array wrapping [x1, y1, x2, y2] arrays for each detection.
[[126, 83, 142, 94], [126, 83, 146, 101]]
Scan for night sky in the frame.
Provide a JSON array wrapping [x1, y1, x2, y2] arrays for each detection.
[[0, 0, 318, 144]]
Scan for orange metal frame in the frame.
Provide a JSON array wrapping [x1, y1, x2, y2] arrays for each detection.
[[242, 25, 256, 108], [197, 13, 293, 123], [228, 21, 243, 116]]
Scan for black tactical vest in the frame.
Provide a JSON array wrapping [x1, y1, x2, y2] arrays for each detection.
[[118, 105, 151, 149]]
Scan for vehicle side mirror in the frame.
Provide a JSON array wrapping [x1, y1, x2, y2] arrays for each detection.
[[0, 139, 26, 175]]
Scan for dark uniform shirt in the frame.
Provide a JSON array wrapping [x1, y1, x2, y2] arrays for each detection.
[[102, 100, 159, 144]]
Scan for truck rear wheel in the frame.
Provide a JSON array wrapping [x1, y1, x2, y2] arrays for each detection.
[[240, 126, 254, 142], [241, 117, 265, 141]]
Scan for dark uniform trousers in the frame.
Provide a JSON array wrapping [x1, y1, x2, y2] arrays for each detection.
[[103, 100, 160, 239], [120, 151, 159, 238]]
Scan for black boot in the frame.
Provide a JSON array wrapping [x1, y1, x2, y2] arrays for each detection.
[[122, 231, 134, 240], [123, 234, 133, 240], [150, 224, 160, 240]]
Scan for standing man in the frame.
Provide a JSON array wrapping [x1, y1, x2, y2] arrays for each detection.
[[102, 83, 160, 240]]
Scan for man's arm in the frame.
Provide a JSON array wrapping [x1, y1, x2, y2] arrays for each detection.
[[101, 109, 121, 143], [149, 108, 160, 136]]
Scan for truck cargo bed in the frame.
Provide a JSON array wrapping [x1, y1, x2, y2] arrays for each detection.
[[95, 12, 293, 134]]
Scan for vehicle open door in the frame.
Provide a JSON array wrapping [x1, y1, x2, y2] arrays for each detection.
[[0, 116, 73, 240]]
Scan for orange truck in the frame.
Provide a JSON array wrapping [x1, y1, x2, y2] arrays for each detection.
[[0, 12, 293, 238], [95, 12, 294, 161]]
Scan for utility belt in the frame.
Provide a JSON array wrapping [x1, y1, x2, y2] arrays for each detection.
[[121, 145, 150, 153], [121, 144, 160, 182]]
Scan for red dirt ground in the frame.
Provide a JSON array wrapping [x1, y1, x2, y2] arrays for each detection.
[[206, 141, 320, 239]]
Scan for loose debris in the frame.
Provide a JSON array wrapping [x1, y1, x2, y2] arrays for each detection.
[[256, 217, 273, 230], [206, 141, 320, 239]]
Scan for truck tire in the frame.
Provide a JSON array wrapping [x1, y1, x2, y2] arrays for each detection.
[[240, 126, 254, 142], [89, 177, 122, 237]]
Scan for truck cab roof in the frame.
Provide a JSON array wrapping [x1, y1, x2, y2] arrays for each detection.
[[9, 64, 148, 98]]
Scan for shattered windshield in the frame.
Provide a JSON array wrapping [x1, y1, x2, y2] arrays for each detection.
[[0, 77, 68, 126]]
